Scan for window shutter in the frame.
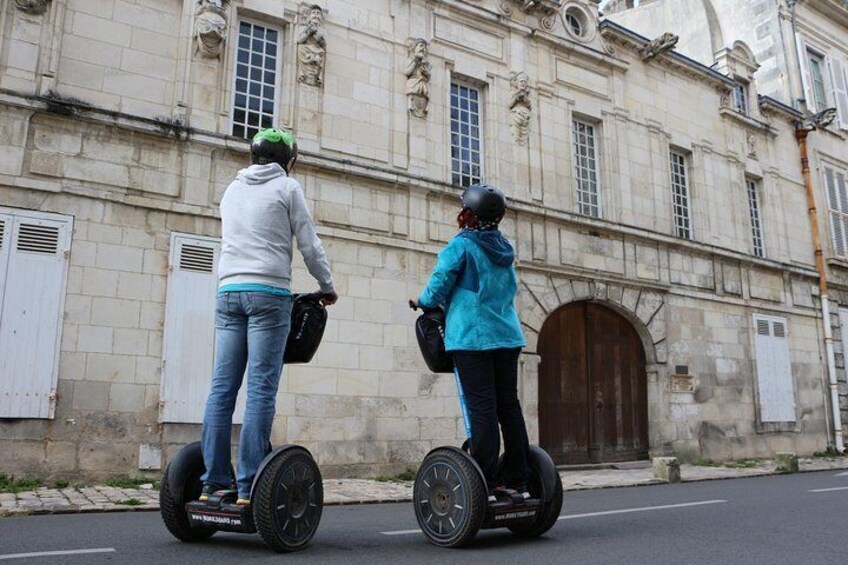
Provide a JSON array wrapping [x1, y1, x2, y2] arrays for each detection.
[[825, 167, 846, 257], [796, 36, 815, 111], [0, 215, 71, 419], [160, 234, 246, 423], [753, 316, 796, 423], [828, 55, 848, 130]]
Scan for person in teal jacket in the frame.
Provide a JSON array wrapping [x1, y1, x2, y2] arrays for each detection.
[[411, 184, 530, 501]]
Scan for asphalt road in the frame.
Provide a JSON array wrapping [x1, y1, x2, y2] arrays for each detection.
[[1, 471, 847, 564]]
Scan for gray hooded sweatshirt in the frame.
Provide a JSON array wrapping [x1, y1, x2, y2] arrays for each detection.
[[218, 163, 334, 294]]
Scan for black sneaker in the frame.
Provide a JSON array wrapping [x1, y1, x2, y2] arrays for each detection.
[[198, 484, 216, 502]]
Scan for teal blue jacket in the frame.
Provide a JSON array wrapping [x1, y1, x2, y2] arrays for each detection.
[[418, 230, 526, 352]]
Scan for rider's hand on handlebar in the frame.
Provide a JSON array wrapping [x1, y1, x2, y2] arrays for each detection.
[[408, 298, 419, 310], [320, 291, 338, 306]]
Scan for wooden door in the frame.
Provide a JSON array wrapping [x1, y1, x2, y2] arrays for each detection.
[[538, 302, 648, 465]]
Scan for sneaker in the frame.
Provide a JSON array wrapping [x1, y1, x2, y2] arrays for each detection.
[[236, 497, 251, 506], [198, 484, 216, 502], [487, 491, 497, 504]]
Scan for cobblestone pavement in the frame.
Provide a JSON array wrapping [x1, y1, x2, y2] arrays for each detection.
[[2, 457, 846, 517]]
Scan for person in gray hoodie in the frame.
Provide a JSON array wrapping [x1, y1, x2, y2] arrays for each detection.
[[200, 128, 337, 505]]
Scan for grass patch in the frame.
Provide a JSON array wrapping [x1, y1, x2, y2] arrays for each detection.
[[813, 447, 843, 458], [375, 469, 416, 483], [52, 480, 70, 490], [0, 474, 42, 494], [115, 498, 142, 506], [104, 478, 159, 489], [723, 460, 758, 469], [694, 458, 720, 467]]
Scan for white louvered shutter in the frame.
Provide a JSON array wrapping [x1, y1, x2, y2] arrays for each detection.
[[796, 36, 815, 111], [828, 55, 848, 130], [160, 234, 245, 423], [0, 215, 71, 419], [753, 315, 796, 423]]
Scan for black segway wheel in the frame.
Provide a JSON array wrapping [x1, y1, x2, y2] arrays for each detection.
[[503, 447, 563, 538], [253, 447, 323, 553], [160, 442, 216, 542], [414, 447, 487, 548]]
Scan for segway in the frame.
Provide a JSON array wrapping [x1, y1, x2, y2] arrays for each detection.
[[160, 293, 328, 553], [410, 303, 563, 547]]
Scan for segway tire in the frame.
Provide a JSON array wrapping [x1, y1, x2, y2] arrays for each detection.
[[253, 447, 323, 553], [159, 443, 216, 542], [414, 447, 487, 548], [505, 449, 563, 538]]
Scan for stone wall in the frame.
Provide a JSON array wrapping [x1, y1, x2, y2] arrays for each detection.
[[0, 0, 837, 480]]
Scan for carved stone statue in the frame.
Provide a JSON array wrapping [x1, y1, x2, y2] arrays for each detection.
[[405, 38, 431, 119], [194, 0, 228, 59], [14, 0, 49, 15], [747, 133, 757, 158], [641, 32, 679, 60], [509, 71, 532, 145], [297, 4, 327, 87]]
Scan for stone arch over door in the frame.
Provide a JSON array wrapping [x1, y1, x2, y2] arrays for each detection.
[[513, 276, 667, 459]]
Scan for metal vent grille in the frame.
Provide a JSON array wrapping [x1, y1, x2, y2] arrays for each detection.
[[756, 319, 770, 336], [773, 322, 786, 338], [179, 244, 215, 273], [16, 223, 59, 255]]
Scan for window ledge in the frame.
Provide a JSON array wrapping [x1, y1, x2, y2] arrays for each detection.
[[719, 107, 777, 135], [826, 257, 848, 269]]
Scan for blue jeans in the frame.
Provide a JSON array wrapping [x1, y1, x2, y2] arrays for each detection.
[[201, 292, 292, 498]]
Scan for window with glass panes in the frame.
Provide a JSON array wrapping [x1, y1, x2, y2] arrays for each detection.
[[747, 178, 765, 258], [808, 51, 828, 111], [450, 82, 482, 187], [734, 83, 748, 115], [232, 21, 280, 140], [670, 150, 692, 239], [572, 119, 600, 217], [824, 165, 848, 257]]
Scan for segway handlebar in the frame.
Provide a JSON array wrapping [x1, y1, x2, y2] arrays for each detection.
[[409, 300, 442, 315]]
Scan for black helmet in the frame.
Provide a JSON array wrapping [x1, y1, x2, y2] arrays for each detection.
[[461, 184, 507, 223], [250, 128, 298, 173]]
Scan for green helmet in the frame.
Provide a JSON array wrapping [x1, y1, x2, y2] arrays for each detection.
[[251, 128, 298, 173]]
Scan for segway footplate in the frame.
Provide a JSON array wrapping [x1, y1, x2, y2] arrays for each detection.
[[186, 490, 256, 534], [485, 494, 542, 528]]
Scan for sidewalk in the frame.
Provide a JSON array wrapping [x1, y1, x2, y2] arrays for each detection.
[[2, 457, 846, 517]]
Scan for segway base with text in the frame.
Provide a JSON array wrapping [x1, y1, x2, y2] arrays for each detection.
[[160, 442, 323, 553]]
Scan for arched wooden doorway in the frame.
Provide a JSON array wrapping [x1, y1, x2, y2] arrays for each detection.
[[538, 301, 649, 465]]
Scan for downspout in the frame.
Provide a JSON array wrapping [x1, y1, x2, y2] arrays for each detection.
[[795, 127, 845, 452]]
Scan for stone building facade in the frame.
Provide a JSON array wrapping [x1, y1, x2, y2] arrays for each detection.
[[0, 0, 837, 480], [606, 0, 848, 449]]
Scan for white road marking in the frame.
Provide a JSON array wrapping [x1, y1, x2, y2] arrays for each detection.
[[0, 548, 116, 561], [834, 472, 848, 478], [556, 499, 727, 521], [380, 499, 727, 536], [809, 486, 848, 493]]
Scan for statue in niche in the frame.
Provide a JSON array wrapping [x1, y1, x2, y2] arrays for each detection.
[[405, 38, 431, 119], [194, 0, 228, 59], [509, 71, 532, 145], [297, 4, 327, 87], [747, 133, 758, 158], [14, 0, 49, 15]]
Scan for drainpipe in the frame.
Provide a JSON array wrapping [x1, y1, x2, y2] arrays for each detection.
[[795, 123, 845, 453]]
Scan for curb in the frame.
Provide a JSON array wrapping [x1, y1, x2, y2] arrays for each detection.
[[1, 464, 844, 518]]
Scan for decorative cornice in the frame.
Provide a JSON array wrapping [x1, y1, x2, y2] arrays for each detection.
[[599, 20, 736, 91], [758, 95, 803, 123]]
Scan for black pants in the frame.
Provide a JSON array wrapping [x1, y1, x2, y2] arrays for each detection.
[[453, 348, 531, 491]]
